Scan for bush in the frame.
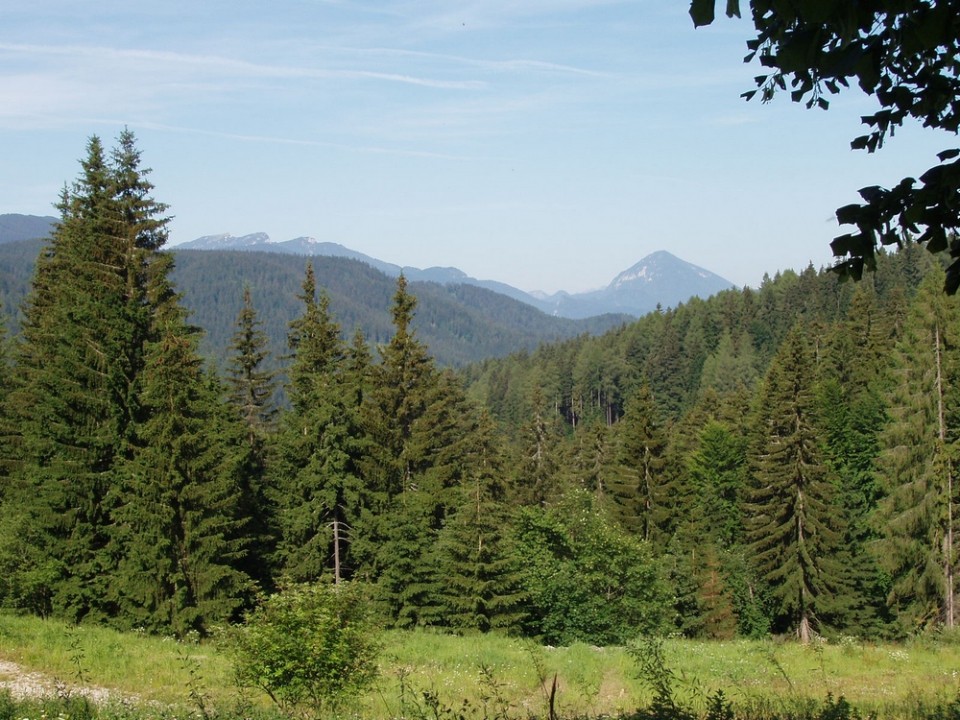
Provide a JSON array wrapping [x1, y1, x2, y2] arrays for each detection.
[[224, 582, 381, 719], [513, 491, 671, 645]]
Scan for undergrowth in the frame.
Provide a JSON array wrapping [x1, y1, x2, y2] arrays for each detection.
[[3, 613, 960, 720]]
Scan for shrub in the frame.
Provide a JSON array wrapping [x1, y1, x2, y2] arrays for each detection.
[[224, 582, 381, 719]]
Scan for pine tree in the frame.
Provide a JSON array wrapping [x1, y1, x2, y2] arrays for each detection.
[[5, 132, 170, 622], [687, 420, 746, 548], [745, 324, 846, 641], [224, 285, 277, 590], [271, 264, 367, 584], [112, 272, 255, 634], [816, 287, 891, 634], [369, 371, 479, 627], [876, 271, 960, 631], [434, 410, 527, 634], [607, 382, 668, 543], [227, 286, 277, 450], [361, 274, 437, 502], [512, 385, 564, 506], [357, 277, 486, 626]]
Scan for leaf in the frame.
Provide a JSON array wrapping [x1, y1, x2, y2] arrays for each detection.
[[725, 0, 741, 18], [835, 204, 861, 225], [945, 260, 960, 295], [938, 148, 960, 161], [830, 233, 857, 256], [689, 0, 716, 27]]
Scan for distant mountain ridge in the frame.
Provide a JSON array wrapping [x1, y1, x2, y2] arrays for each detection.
[[0, 237, 629, 368], [0, 214, 56, 244], [177, 232, 735, 318]]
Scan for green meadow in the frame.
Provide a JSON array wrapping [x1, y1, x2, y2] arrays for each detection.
[[1, 614, 959, 719]]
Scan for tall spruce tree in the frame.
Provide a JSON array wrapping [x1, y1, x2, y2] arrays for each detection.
[[271, 264, 368, 583], [358, 276, 477, 625], [4, 132, 170, 622], [607, 381, 669, 544], [512, 385, 564, 506], [361, 274, 437, 502], [436, 411, 527, 633], [112, 266, 256, 634], [227, 286, 277, 450], [876, 271, 960, 631], [745, 324, 846, 641], [224, 286, 277, 590]]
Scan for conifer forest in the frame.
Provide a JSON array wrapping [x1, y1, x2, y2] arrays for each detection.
[[2, 132, 960, 646]]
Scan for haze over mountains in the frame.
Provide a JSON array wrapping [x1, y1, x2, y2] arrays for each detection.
[[0, 215, 737, 365], [179, 231, 736, 319], [0, 217, 736, 320]]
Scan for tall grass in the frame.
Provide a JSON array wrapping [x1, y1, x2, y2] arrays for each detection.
[[1, 614, 960, 719]]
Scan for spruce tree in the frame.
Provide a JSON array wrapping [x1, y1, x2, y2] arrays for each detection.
[[227, 285, 277, 450], [512, 385, 564, 506], [745, 324, 846, 641], [361, 274, 437, 501], [358, 276, 480, 625], [224, 285, 277, 590], [876, 271, 960, 631], [5, 132, 169, 622], [436, 411, 527, 633], [607, 382, 668, 543], [112, 269, 256, 634], [687, 420, 746, 548], [271, 264, 368, 583]]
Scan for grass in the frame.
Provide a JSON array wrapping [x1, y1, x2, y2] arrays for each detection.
[[1, 613, 960, 719]]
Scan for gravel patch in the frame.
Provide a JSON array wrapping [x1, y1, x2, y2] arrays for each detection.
[[0, 659, 131, 704]]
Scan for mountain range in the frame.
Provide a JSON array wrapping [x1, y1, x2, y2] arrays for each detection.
[[0, 215, 737, 366], [178, 232, 736, 319]]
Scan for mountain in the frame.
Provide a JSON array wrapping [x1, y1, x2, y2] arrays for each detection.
[[178, 233, 403, 276], [0, 238, 629, 368], [0, 214, 56, 244], [529, 251, 736, 319], [177, 232, 735, 317]]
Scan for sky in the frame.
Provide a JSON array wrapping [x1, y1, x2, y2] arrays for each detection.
[[1, 1, 954, 295]]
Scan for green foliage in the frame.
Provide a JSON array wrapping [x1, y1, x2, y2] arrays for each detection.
[[227, 285, 277, 447], [745, 324, 848, 640], [875, 271, 960, 632], [435, 412, 528, 634], [692, 0, 960, 292], [514, 491, 670, 645], [270, 264, 369, 585], [628, 636, 695, 720], [112, 342, 257, 635], [607, 382, 669, 543], [2, 131, 172, 623], [226, 582, 381, 719]]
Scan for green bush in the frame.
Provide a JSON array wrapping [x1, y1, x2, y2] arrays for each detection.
[[224, 582, 381, 719], [513, 491, 671, 645]]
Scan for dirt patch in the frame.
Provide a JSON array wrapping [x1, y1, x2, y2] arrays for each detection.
[[0, 659, 131, 704]]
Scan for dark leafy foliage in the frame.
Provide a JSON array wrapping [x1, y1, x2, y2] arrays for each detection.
[[691, 0, 960, 292]]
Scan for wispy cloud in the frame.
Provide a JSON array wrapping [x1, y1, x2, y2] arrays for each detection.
[[337, 46, 610, 78], [0, 42, 485, 90], [120, 120, 481, 161]]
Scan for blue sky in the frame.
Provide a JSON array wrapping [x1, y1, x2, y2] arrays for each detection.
[[1, 1, 952, 294]]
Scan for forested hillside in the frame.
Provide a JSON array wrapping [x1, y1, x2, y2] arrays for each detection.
[[0, 239, 628, 368], [460, 243, 948, 640], [2, 133, 958, 646]]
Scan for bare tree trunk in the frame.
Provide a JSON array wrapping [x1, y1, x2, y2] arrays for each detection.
[[332, 517, 341, 585], [935, 322, 955, 628]]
